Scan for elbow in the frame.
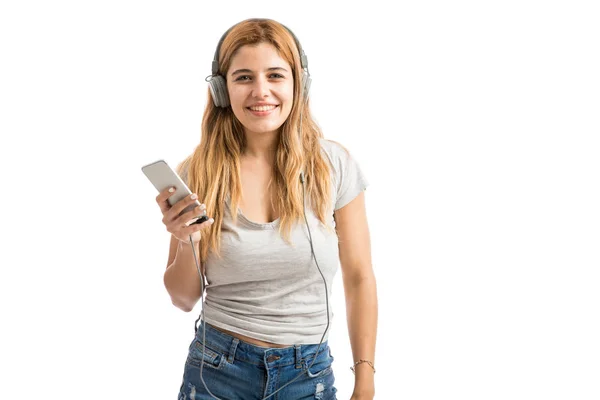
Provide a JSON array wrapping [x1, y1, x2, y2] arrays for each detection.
[[171, 298, 194, 313], [344, 271, 376, 288], [166, 291, 196, 313], [175, 295, 201, 312], [163, 273, 196, 312], [163, 268, 202, 312], [167, 288, 196, 312]]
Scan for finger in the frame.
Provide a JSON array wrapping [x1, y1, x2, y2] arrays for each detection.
[[186, 216, 214, 233], [168, 193, 203, 221], [180, 217, 214, 242], [155, 186, 176, 213], [175, 204, 207, 227]]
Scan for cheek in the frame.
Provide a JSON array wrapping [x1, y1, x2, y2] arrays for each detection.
[[281, 103, 293, 118], [281, 85, 295, 112], [285, 82, 295, 100], [227, 84, 247, 103], [230, 94, 248, 115], [228, 86, 242, 104]]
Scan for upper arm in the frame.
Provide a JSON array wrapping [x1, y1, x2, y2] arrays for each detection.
[[334, 191, 373, 284], [166, 234, 179, 269]]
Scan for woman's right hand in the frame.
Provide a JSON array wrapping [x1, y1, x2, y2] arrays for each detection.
[[155, 187, 214, 244]]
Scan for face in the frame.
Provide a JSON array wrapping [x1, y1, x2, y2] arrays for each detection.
[[226, 42, 294, 138]]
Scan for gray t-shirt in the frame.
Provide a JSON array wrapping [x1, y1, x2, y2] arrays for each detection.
[[182, 138, 369, 344]]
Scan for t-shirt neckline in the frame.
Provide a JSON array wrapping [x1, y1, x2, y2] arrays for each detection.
[[225, 195, 280, 229], [237, 207, 280, 229]]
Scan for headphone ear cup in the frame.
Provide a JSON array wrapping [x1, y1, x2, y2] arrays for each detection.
[[301, 71, 311, 100], [208, 75, 230, 107]]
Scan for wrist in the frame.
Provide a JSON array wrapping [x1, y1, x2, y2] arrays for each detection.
[[352, 384, 375, 399], [351, 359, 376, 375], [353, 363, 375, 391], [353, 369, 375, 385]]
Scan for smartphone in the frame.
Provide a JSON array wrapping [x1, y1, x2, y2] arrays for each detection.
[[141, 159, 209, 226]]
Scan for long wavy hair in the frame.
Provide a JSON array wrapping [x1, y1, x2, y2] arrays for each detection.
[[177, 18, 338, 263]]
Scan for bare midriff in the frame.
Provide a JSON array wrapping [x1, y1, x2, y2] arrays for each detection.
[[209, 324, 293, 349]]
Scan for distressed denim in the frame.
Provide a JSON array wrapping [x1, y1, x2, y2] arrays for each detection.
[[178, 320, 338, 400]]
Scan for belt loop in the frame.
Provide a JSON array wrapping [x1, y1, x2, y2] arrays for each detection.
[[295, 344, 303, 369], [228, 338, 239, 364]]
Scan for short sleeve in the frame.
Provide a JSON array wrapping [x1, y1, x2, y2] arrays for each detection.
[[328, 142, 369, 211]]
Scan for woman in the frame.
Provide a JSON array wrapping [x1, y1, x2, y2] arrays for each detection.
[[157, 18, 377, 399]]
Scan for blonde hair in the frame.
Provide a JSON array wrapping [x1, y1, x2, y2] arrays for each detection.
[[177, 18, 340, 262]]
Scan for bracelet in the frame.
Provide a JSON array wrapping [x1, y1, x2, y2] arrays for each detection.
[[350, 359, 376, 374]]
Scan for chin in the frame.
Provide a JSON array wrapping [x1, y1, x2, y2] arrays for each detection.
[[246, 122, 285, 134]]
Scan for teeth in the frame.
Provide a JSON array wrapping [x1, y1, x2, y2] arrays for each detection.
[[249, 105, 277, 111]]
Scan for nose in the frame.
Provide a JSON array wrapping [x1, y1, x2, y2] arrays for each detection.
[[251, 75, 270, 98]]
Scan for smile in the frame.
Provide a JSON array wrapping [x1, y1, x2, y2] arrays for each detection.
[[246, 105, 279, 116]]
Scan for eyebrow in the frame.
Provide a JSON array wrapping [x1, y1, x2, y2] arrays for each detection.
[[231, 67, 288, 76]]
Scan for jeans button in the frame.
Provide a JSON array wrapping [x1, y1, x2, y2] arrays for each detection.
[[267, 354, 281, 362]]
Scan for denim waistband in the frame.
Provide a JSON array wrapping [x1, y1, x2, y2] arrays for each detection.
[[195, 319, 329, 369]]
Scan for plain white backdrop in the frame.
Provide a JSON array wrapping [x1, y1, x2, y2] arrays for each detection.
[[1, 1, 599, 399]]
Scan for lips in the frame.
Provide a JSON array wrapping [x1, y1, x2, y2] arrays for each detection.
[[246, 105, 279, 111], [246, 105, 279, 117]]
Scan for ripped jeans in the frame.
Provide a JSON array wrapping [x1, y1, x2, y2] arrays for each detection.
[[178, 319, 338, 400]]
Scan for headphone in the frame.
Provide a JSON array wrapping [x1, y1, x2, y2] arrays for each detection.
[[205, 19, 312, 108]]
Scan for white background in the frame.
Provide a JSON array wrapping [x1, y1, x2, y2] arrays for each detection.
[[1, 1, 599, 399]]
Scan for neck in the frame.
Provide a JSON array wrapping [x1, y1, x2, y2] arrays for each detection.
[[242, 129, 279, 163]]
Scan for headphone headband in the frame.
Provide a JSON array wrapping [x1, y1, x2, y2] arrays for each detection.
[[211, 20, 308, 76]]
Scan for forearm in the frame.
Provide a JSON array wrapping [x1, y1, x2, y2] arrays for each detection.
[[344, 274, 378, 395], [163, 239, 204, 312]]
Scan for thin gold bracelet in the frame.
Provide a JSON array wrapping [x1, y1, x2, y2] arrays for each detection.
[[350, 359, 376, 374]]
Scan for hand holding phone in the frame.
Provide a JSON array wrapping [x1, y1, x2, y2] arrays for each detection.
[[142, 160, 213, 243]]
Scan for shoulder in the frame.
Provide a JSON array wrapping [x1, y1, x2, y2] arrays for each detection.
[[319, 137, 350, 157], [318, 138, 351, 171], [318, 138, 369, 211]]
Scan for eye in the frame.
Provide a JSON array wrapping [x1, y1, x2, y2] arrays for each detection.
[[234, 73, 285, 82]]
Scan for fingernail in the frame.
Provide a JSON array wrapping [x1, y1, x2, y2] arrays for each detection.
[[209, 218, 214, 224], [168, 187, 175, 193], [191, 193, 198, 200]]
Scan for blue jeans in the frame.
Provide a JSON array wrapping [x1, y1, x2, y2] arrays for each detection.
[[178, 319, 338, 399]]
